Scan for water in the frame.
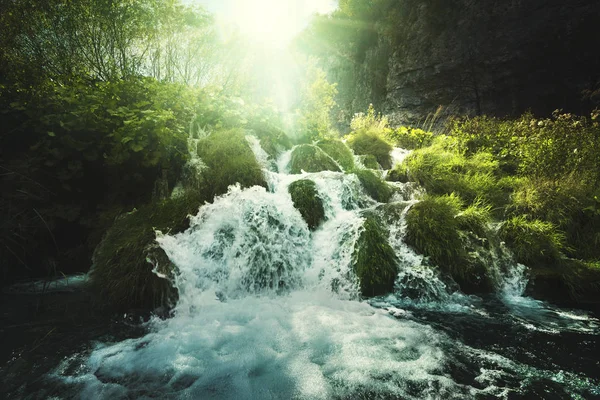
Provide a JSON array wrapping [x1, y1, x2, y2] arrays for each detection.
[[2, 141, 599, 399]]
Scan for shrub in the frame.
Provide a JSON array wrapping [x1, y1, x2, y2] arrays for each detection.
[[289, 144, 341, 174], [197, 129, 267, 197], [405, 194, 494, 292], [355, 169, 393, 203], [387, 126, 434, 149], [346, 129, 393, 169], [499, 216, 566, 267], [316, 138, 355, 171], [352, 214, 398, 297], [288, 180, 326, 230], [90, 192, 208, 310]]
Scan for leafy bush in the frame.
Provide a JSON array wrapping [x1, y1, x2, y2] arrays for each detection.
[[91, 192, 208, 310], [196, 129, 267, 197], [387, 126, 435, 149], [316, 139, 355, 171], [355, 169, 393, 203], [346, 129, 393, 169], [352, 214, 398, 297], [499, 216, 566, 267], [288, 180, 326, 230], [289, 144, 341, 174]]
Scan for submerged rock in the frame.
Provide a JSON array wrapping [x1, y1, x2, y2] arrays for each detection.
[[352, 214, 398, 297], [288, 179, 326, 231], [355, 169, 393, 203], [289, 144, 341, 174], [346, 130, 393, 169]]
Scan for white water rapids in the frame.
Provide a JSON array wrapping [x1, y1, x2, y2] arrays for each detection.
[[48, 138, 600, 399]]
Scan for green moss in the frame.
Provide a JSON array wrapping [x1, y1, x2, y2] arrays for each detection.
[[387, 163, 409, 183], [405, 194, 494, 293], [455, 200, 492, 238], [528, 259, 600, 304], [352, 215, 398, 297], [355, 169, 393, 203], [90, 192, 208, 310], [249, 122, 292, 159], [288, 180, 326, 230], [289, 144, 341, 174], [197, 129, 267, 197], [346, 129, 393, 169], [316, 139, 355, 171], [499, 216, 566, 267], [362, 154, 381, 170]]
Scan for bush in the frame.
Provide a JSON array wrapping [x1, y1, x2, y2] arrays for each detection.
[[289, 144, 341, 174], [346, 129, 393, 169], [352, 214, 398, 297], [90, 192, 208, 310], [197, 129, 267, 197], [316, 139, 355, 171], [355, 169, 393, 203], [288, 180, 326, 230], [387, 126, 434, 149], [499, 216, 566, 267], [405, 194, 494, 292]]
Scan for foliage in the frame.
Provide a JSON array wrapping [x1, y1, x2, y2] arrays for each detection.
[[361, 154, 381, 170], [352, 214, 398, 297], [346, 129, 393, 169], [196, 129, 267, 197], [499, 216, 566, 267], [355, 170, 393, 203], [316, 139, 355, 171], [288, 180, 326, 231], [295, 66, 338, 142], [528, 260, 600, 304], [289, 144, 341, 174], [387, 126, 435, 149], [90, 192, 207, 309], [350, 104, 389, 132]]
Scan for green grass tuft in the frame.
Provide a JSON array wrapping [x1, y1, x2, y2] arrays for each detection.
[[316, 139, 355, 171], [346, 129, 393, 170], [288, 180, 326, 230], [355, 169, 393, 203], [197, 129, 267, 197], [352, 214, 398, 297], [289, 144, 341, 174]]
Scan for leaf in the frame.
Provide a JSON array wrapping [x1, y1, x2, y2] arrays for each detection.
[[47, 131, 56, 137], [121, 137, 134, 144]]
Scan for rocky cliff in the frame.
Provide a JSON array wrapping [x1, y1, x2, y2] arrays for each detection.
[[319, 0, 600, 127]]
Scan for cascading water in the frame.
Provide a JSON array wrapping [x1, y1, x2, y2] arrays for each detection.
[[37, 138, 600, 399]]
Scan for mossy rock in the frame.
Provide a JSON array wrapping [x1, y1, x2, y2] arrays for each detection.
[[197, 129, 267, 197], [355, 169, 393, 203], [346, 130, 393, 169], [405, 194, 494, 293], [248, 122, 292, 158], [362, 154, 380, 170], [316, 139, 355, 171], [288, 179, 326, 230], [289, 144, 341, 174], [352, 214, 398, 297], [499, 216, 565, 267], [527, 260, 600, 305], [387, 164, 409, 183], [90, 192, 208, 310]]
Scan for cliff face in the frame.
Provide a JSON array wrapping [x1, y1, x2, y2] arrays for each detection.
[[328, 0, 600, 126]]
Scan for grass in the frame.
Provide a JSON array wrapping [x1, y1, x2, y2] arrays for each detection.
[[354, 169, 393, 203], [197, 129, 267, 197], [90, 191, 208, 310], [288, 180, 326, 230], [352, 214, 398, 297], [316, 139, 355, 171], [346, 129, 393, 170], [289, 144, 341, 174]]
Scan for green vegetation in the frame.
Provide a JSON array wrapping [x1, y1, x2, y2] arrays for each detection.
[[352, 214, 398, 297], [405, 194, 494, 293], [289, 144, 341, 174], [387, 126, 435, 149], [288, 180, 326, 230], [346, 130, 393, 169], [295, 66, 338, 142], [354, 170, 393, 203], [90, 192, 207, 309], [361, 154, 381, 170], [196, 129, 267, 197], [316, 139, 355, 171]]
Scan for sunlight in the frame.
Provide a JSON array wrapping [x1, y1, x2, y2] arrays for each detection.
[[194, 0, 336, 48]]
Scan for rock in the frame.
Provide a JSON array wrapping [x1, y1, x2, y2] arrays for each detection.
[[288, 179, 326, 230], [289, 144, 341, 174]]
